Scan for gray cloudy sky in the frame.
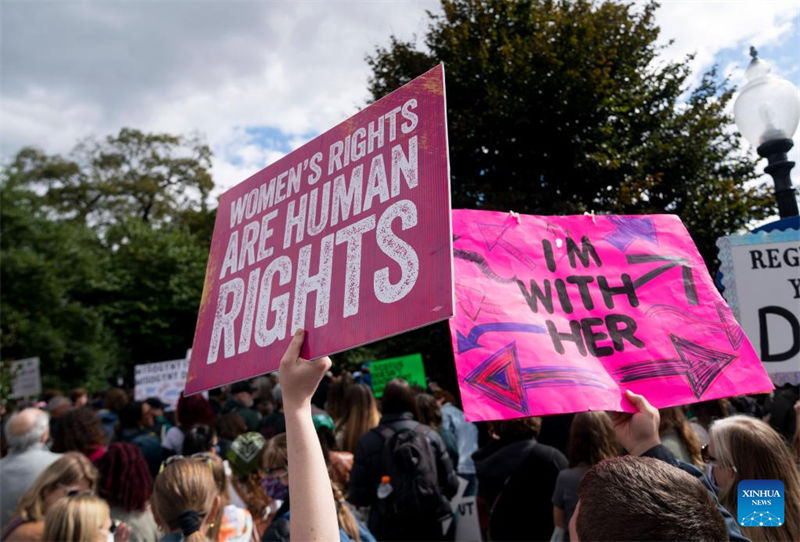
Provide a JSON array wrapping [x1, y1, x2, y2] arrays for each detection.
[[2, 0, 799, 197]]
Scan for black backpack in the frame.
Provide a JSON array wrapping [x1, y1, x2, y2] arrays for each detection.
[[375, 424, 449, 525]]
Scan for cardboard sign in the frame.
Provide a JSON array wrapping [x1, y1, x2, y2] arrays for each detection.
[[186, 65, 452, 394], [450, 210, 773, 421], [718, 228, 800, 385], [135, 358, 189, 409], [370, 353, 427, 397], [8, 357, 41, 399]]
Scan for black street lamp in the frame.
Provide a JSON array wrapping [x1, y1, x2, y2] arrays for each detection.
[[734, 47, 800, 218]]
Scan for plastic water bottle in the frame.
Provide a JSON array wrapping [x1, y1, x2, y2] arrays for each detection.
[[377, 475, 393, 499]]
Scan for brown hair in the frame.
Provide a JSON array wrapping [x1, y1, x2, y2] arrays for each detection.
[[416, 393, 442, 430], [336, 383, 380, 453], [659, 407, 702, 465], [103, 388, 128, 414], [15, 452, 99, 521], [151, 459, 218, 542], [489, 416, 542, 440], [216, 412, 247, 442], [43, 493, 109, 542], [51, 407, 107, 454], [577, 456, 727, 541], [566, 411, 619, 468], [68, 388, 88, 404], [711, 415, 800, 542], [264, 433, 360, 541], [327, 372, 355, 422], [380, 379, 419, 419]]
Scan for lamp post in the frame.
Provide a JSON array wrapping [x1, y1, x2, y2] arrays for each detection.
[[734, 47, 800, 218]]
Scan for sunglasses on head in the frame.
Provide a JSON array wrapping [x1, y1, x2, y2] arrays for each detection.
[[159, 453, 214, 474]]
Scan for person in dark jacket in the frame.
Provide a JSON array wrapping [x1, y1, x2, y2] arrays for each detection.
[[117, 400, 162, 477], [473, 416, 567, 541], [222, 381, 261, 432], [349, 379, 459, 541]]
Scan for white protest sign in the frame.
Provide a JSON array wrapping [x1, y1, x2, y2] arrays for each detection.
[[718, 228, 800, 385], [9, 357, 41, 399], [448, 476, 482, 542], [134, 358, 189, 409]]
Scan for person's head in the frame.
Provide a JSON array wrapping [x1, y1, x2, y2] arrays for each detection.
[[572, 456, 726, 541], [43, 493, 111, 542], [47, 395, 73, 418], [176, 393, 217, 430], [119, 400, 154, 431], [182, 424, 218, 456], [433, 388, 459, 408], [151, 459, 220, 542], [4, 408, 50, 453], [380, 379, 419, 419], [262, 433, 289, 501], [69, 388, 89, 408], [658, 406, 702, 465], [145, 397, 168, 420], [51, 407, 106, 455], [226, 431, 267, 480], [95, 442, 153, 513], [216, 412, 247, 442], [326, 372, 354, 421], [230, 381, 255, 408], [567, 411, 619, 468], [709, 414, 800, 539], [103, 388, 128, 414], [416, 393, 442, 430], [490, 416, 542, 441], [16, 452, 99, 522], [338, 383, 380, 453]]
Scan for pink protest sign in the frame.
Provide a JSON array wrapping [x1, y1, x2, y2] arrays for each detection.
[[186, 65, 453, 394], [450, 209, 773, 421]]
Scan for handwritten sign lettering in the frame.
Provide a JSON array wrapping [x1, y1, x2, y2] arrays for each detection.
[[369, 353, 427, 397], [451, 210, 773, 421], [186, 65, 452, 394]]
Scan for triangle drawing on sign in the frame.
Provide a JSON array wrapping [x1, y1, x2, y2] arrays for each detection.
[[670, 334, 737, 398], [464, 341, 528, 414], [478, 223, 508, 251]]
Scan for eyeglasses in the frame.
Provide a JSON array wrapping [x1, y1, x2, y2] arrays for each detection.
[[701, 444, 737, 473], [159, 453, 214, 474], [65, 489, 94, 498]]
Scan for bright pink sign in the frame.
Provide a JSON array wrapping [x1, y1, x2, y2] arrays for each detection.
[[186, 65, 453, 394], [450, 210, 773, 421]]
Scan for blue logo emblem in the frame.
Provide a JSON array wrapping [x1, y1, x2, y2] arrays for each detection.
[[737, 480, 784, 527]]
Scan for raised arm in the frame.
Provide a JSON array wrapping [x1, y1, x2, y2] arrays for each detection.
[[279, 329, 339, 542]]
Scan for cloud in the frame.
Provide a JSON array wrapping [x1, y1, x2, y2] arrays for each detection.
[[2, 0, 798, 200]]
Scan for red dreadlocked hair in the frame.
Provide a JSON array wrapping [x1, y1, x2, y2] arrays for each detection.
[[96, 442, 153, 512]]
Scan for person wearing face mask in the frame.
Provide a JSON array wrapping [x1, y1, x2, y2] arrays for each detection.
[[261, 433, 374, 542], [223, 383, 261, 433]]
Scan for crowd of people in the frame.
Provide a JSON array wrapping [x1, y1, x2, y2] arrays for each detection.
[[1, 331, 799, 541]]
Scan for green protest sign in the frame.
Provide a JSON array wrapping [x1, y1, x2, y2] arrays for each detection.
[[369, 353, 427, 398]]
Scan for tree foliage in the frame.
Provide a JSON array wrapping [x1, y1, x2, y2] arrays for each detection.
[[1, 130, 215, 390], [367, 0, 772, 266]]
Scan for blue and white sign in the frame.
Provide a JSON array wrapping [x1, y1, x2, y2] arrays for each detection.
[[737, 479, 785, 527]]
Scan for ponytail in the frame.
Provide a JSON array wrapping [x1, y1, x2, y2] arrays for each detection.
[[333, 482, 360, 542]]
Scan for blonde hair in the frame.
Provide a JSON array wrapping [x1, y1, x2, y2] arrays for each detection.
[[43, 493, 109, 542], [15, 452, 99, 521], [151, 459, 218, 542], [711, 415, 800, 541], [336, 383, 380, 453], [207, 454, 230, 541]]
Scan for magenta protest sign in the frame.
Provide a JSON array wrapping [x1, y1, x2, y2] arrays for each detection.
[[186, 65, 453, 394], [450, 209, 773, 421]]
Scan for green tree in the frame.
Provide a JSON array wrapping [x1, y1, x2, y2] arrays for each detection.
[[367, 0, 772, 267], [1, 129, 215, 390], [15, 128, 213, 229], [0, 177, 120, 390]]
